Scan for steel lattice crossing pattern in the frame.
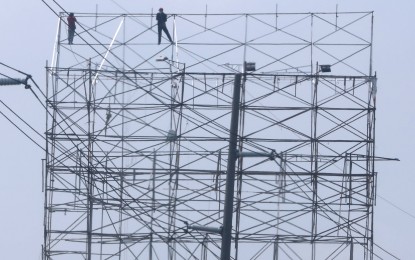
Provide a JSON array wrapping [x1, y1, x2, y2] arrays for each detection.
[[45, 11, 377, 259]]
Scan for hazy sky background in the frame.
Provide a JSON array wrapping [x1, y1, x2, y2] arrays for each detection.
[[0, 0, 414, 259]]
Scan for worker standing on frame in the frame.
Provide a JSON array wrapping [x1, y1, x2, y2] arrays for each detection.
[[67, 13, 77, 45], [156, 8, 173, 45]]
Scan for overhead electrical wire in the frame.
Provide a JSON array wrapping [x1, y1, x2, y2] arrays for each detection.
[[378, 194, 415, 220], [0, 103, 45, 151]]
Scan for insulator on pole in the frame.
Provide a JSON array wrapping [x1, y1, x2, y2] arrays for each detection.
[[0, 78, 27, 86]]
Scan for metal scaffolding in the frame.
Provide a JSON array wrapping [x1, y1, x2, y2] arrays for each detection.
[[44, 11, 380, 259]]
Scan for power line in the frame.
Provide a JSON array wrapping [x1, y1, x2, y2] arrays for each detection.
[[378, 194, 415, 220], [0, 102, 45, 152]]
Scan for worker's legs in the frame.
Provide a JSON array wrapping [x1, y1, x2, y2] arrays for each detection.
[[162, 25, 173, 43], [68, 29, 75, 44], [157, 23, 173, 44], [158, 26, 162, 44]]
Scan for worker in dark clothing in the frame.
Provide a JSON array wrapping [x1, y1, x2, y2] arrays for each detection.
[[156, 8, 173, 45], [67, 13, 77, 45]]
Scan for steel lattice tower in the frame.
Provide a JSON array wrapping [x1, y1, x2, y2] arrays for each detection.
[[44, 11, 378, 259]]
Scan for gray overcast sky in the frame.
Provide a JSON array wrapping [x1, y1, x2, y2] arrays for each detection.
[[0, 0, 414, 259]]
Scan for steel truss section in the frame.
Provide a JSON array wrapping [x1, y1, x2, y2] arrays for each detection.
[[44, 11, 378, 260]]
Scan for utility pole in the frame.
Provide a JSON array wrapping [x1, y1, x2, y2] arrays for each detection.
[[220, 73, 242, 260]]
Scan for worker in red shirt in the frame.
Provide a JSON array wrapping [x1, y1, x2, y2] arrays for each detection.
[[67, 13, 77, 45]]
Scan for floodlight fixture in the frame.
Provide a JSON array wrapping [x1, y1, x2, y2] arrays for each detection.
[[319, 64, 331, 73], [244, 62, 256, 72], [156, 56, 168, 62]]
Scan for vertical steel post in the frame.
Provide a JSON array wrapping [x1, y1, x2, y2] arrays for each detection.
[[150, 151, 156, 260], [311, 62, 319, 260], [43, 60, 49, 260], [220, 73, 242, 260], [86, 59, 93, 260], [118, 16, 126, 260], [368, 14, 376, 256]]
